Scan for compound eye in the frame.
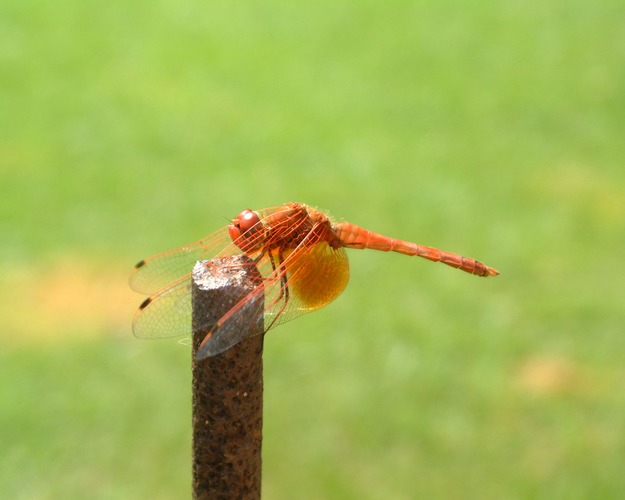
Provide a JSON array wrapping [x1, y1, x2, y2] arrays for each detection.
[[229, 209, 264, 253], [237, 209, 260, 234]]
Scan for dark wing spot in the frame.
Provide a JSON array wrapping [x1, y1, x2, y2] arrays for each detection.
[[134, 259, 146, 269], [139, 297, 152, 310]]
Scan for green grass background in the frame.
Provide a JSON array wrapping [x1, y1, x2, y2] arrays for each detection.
[[2, 0, 624, 498]]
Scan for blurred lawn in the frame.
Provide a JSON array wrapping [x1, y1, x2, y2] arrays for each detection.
[[2, 0, 625, 498]]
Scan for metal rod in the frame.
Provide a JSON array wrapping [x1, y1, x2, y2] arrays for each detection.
[[191, 255, 264, 500]]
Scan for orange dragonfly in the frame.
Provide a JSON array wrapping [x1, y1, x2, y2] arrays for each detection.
[[130, 202, 498, 358]]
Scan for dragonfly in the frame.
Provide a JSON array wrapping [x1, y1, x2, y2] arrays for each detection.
[[130, 202, 499, 359]]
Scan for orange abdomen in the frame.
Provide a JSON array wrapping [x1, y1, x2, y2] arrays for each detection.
[[333, 222, 498, 277]]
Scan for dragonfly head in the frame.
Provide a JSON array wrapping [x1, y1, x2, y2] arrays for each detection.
[[229, 209, 265, 254]]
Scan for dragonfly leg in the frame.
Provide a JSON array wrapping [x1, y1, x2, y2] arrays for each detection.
[[277, 249, 289, 309], [252, 248, 267, 265], [265, 249, 290, 331]]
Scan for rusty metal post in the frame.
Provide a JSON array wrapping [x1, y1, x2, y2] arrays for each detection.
[[191, 255, 264, 500]]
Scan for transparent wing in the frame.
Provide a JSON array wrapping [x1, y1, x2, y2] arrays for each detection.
[[131, 205, 299, 340], [132, 236, 264, 340], [129, 205, 287, 295], [132, 275, 193, 339], [129, 229, 230, 295]]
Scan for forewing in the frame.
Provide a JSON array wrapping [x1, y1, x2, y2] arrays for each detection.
[[129, 228, 231, 295], [129, 206, 288, 295]]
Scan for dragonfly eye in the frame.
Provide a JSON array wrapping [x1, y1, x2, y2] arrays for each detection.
[[229, 209, 264, 252], [238, 209, 260, 233]]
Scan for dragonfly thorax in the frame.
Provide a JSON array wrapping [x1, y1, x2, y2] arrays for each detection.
[[262, 203, 336, 253]]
